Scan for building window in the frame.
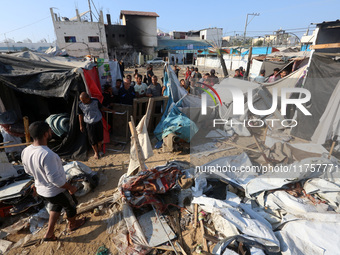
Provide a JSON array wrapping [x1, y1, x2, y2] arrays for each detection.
[[112, 34, 115, 38], [201, 35, 205, 40], [64, 36, 76, 43], [88, 36, 100, 42], [119, 34, 125, 38]]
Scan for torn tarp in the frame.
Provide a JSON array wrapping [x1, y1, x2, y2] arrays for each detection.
[[192, 196, 280, 253], [154, 104, 198, 142]]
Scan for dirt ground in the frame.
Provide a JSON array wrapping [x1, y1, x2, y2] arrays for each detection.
[[4, 65, 338, 255], [4, 65, 212, 255]]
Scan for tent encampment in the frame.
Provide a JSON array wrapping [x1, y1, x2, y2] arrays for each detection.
[[0, 54, 88, 160]]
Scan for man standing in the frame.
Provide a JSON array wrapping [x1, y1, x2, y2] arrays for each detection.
[[146, 65, 154, 85], [119, 80, 136, 104], [146, 76, 163, 97], [254, 70, 266, 83], [78, 92, 115, 159], [22, 121, 86, 241]]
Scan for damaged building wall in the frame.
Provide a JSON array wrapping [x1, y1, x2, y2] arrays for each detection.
[[50, 8, 109, 59], [120, 11, 158, 55]]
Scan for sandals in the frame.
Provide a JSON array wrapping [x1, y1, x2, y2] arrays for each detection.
[[42, 235, 58, 242], [68, 217, 87, 232]]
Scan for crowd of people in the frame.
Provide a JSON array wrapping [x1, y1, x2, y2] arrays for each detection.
[[101, 65, 166, 109], [178, 66, 219, 94]]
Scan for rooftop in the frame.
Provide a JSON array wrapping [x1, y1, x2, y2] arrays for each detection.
[[120, 10, 159, 19]]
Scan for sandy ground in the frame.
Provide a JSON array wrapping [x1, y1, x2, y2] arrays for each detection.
[[4, 65, 339, 255]]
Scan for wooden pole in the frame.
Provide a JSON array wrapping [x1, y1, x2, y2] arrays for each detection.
[[328, 135, 338, 159], [263, 125, 268, 144], [139, 97, 154, 131], [194, 204, 198, 228], [0, 142, 31, 150], [199, 219, 209, 252], [23, 116, 30, 143], [245, 46, 253, 79]]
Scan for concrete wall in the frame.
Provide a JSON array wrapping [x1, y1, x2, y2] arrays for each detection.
[[197, 55, 248, 72], [122, 15, 157, 49], [51, 9, 108, 58], [200, 28, 223, 46]]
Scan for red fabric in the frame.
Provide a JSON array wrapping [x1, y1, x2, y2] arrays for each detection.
[[83, 67, 109, 151], [83, 67, 103, 103], [272, 47, 280, 53]]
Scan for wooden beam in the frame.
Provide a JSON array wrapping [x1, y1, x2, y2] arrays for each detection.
[[77, 190, 118, 215], [0, 142, 31, 150], [23, 116, 30, 143], [310, 43, 340, 49]]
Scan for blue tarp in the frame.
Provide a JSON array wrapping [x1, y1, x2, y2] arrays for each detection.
[[241, 47, 274, 56], [154, 104, 198, 142], [154, 65, 199, 142], [301, 45, 311, 52]]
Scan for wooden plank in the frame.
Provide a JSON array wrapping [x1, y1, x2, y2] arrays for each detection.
[[132, 99, 138, 124], [23, 116, 30, 143], [144, 98, 154, 129], [175, 241, 188, 255], [0, 142, 31, 149], [0, 141, 12, 146], [77, 191, 118, 215], [310, 43, 340, 50], [199, 219, 209, 252], [194, 204, 198, 228], [153, 245, 180, 252]]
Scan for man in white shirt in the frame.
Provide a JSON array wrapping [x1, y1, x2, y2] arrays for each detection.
[[22, 121, 86, 241], [134, 74, 148, 97]]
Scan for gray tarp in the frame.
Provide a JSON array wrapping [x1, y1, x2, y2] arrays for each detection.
[[291, 53, 340, 140], [0, 54, 82, 98]]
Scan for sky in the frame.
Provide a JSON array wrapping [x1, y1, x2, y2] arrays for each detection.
[[0, 0, 339, 43]]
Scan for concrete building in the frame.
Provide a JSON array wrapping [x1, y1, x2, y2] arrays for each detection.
[[199, 28, 223, 47], [50, 8, 108, 58], [120, 10, 158, 54], [105, 10, 159, 63]]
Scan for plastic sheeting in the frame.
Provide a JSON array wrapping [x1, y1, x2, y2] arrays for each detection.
[[154, 65, 200, 142], [311, 80, 340, 144], [0, 54, 82, 98], [276, 220, 340, 255], [192, 196, 280, 252], [127, 115, 154, 176], [292, 53, 340, 140]]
